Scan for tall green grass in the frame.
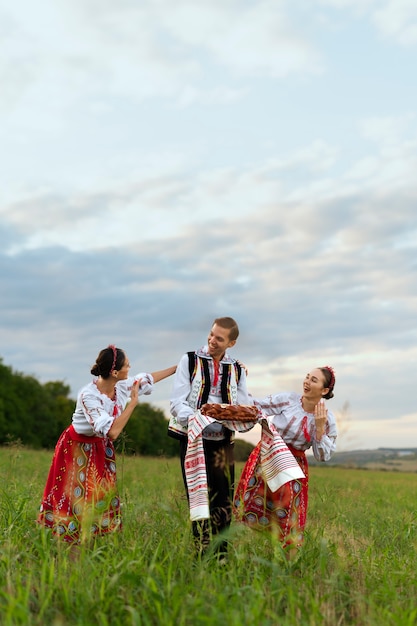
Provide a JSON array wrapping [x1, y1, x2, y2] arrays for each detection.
[[1, 444, 416, 625]]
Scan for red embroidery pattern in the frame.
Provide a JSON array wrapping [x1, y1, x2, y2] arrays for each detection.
[[302, 415, 311, 443], [212, 360, 220, 387]]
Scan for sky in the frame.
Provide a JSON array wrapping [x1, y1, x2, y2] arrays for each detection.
[[1, 0, 417, 452]]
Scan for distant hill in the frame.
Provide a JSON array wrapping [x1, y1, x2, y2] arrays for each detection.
[[308, 448, 417, 472]]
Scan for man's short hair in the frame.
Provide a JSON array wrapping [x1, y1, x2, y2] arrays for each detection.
[[212, 317, 240, 341]]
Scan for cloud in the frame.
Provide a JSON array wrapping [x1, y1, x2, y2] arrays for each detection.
[[2, 182, 416, 396], [1, 200, 416, 451], [1, 0, 416, 452], [175, 85, 248, 109], [2, 120, 417, 284], [318, 0, 417, 45], [0, 0, 322, 125], [373, 0, 417, 45]]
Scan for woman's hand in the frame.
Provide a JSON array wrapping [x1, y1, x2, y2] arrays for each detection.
[[314, 400, 328, 441], [108, 380, 140, 440], [130, 379, 140, 407]]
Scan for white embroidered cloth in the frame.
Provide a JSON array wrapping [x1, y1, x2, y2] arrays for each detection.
[[184, 410, 306, 521]]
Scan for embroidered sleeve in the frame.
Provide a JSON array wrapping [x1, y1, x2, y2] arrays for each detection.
[[170, 354, 196, 426], [253, 393, 290, 414], [311, 410, 338, 461], [132, 372, 154, 395], [236, 367, 251, 404], [80, 391, 114, 437]]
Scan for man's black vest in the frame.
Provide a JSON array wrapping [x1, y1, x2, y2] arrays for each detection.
[[167, 352, 242, 440]]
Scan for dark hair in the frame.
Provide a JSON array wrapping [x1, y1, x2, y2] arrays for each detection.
[[319, 366, 336, 400], [213, 317, 240, 341], [91, 346, 126, 379]]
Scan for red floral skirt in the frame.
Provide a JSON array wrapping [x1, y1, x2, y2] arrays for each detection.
[[37, 425, 121, 543], [234, 442, 309, 548]]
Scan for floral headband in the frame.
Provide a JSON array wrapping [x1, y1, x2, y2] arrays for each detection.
[[108, 344, 118, 372], [322, 365, 335, 390]]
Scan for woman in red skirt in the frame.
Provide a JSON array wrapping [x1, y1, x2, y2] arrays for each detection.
[[234, 366, 337, 553], [38, 345, 175, 544]]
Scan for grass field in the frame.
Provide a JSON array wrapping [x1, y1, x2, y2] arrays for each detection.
[[1, 443, 416, 625]]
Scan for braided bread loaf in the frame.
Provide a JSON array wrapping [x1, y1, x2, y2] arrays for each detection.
[[200, 403, 258, 422]]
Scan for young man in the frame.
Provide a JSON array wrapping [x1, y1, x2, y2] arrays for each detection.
[[169, 317, 250, 558]]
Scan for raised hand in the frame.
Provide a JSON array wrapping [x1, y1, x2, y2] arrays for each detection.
[[314, 400, 328, 441], [130, 379, 140, 407]]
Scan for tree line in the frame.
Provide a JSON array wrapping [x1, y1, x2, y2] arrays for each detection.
[[0, 358, 178, 455], [0, 358, 254, 460]]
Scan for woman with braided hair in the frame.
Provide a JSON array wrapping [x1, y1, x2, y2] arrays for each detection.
[[234, 366, 337, 554], [38, 345, 176, 544]]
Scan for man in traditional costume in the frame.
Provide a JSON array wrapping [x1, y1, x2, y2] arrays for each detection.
[[169, 317, 250, 558]]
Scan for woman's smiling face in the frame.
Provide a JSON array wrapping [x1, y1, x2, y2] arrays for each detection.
[[303, 368, 329, 401]]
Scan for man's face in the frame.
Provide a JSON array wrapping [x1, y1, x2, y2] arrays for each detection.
[[207, 323, 236, 361]]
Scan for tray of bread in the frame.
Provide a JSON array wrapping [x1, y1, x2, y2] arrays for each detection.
[[200, 403, 259, 422]]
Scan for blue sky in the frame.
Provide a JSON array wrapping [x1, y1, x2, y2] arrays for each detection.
[[1, 0, 417, 450]]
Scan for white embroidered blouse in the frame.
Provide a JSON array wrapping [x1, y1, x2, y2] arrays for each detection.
[[72, 373, 154, 437], [253, 391, 337, 462], [170, 346, 250, 440]]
